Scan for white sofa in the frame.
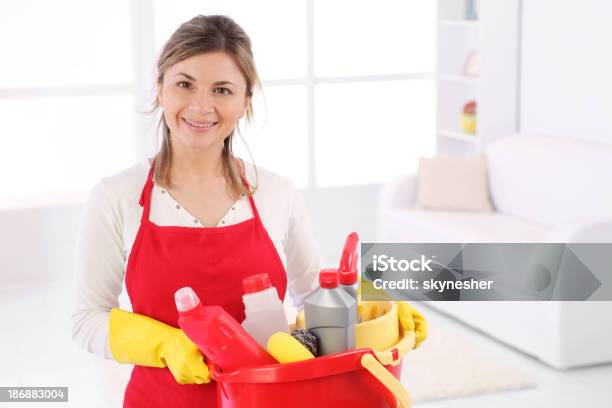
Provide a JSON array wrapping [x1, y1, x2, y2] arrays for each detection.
[[377, 134, 612, 368]]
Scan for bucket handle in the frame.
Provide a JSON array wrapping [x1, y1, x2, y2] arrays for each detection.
[[361, 353, 411, 408]]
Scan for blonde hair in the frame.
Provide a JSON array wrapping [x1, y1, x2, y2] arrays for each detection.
[[152, 15, 261, 196]]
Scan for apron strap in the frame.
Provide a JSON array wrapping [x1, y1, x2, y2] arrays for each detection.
[[241, 176, 261, 223], [138, 158, 155, 224], [236, 158, 262, 223]]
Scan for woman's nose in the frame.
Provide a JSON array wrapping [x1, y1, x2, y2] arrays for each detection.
[[190, 90, 215, 113]]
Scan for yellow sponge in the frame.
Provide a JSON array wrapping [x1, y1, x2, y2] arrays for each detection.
[[267, 332, 315, 364]]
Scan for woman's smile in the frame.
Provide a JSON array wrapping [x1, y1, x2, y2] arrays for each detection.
[[181, 117, 219, 133]]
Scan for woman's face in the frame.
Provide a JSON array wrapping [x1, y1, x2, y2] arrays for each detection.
[[158, 51, 250, 153]]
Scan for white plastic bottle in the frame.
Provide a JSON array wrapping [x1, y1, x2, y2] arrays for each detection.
[[241, 273, 289, 347]]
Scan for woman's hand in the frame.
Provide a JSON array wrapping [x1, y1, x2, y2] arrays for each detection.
[[395, 302, 428, 349], [159, 329, 211, 384], [109, 308, 211, 384]]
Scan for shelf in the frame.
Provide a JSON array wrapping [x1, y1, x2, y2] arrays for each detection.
[[438, 19, 479, 29], [438, 74, 478, 84], [436, 0, 520, 156], [438, 129, 478, 143]]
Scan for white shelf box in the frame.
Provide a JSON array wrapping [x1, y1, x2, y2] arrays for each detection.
[[437, 80, 477, 134], [437, 26, 479, 76]]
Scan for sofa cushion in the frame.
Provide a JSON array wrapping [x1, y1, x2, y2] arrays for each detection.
[[416, 154, 494, 212], [486, 135, 612, 227], [383, 207, 549, 243]]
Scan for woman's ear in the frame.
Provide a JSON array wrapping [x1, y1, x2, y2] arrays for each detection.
[[240, 96, 252, 118]]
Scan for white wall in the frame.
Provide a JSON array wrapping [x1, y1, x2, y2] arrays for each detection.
[[303, 184, 380, 264], [1, 203, 82, 285], [520, 0, 612, 143]]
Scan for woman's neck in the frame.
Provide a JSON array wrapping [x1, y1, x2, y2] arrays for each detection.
[[169, 142, 225, 186]]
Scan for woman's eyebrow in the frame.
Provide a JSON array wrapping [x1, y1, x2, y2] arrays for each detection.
[[212, 80, 237, 87], [175, 72, 196, 81], [174, 73, 236, 87]]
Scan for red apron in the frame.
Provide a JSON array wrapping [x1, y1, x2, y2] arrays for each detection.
[[123, 158, 288, 407]]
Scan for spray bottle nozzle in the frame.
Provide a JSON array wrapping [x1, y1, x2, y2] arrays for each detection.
[[338, 232, 359, 285], [174, 287, 201, 312]]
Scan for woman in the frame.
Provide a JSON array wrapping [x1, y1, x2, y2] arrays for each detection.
[[72, 15, 321, 406], [72, 14, 427, 407]]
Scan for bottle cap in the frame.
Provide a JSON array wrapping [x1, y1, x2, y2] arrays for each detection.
[[319, 268, 339, 289], [174, 287, 201, 312], [243, 273, 272, 294]]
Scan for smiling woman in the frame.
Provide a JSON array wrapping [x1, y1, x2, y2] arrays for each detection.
[[153, 15, 261, 197], [72, 14, 322, 408]]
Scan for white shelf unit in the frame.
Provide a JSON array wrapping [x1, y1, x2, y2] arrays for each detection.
[[438, 129, 479, 143], [438, 74, 478, 84], [436, 0, 521, 155]]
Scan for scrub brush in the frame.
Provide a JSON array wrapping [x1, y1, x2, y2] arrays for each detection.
[[290, 328, 319, 357]]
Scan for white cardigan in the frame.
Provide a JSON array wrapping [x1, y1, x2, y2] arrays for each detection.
[[72, 158, 321, 360]]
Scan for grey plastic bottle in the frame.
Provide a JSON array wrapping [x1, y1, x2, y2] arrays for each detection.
[[304, 269, 357, 356], [339, 271, 358, 302]]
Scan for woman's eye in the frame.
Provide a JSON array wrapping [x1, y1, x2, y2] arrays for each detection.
[[214, 87, 232, 95], [177, 81, 192, 89]]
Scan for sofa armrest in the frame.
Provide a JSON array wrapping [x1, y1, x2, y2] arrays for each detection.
[[545, 216, 612, 243], [378, 173, 418, 212]]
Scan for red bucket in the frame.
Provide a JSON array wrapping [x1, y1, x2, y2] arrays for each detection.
[[212, 329, 414, 408]]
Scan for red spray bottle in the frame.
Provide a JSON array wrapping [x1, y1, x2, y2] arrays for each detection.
[[174, 287, 276, 372]]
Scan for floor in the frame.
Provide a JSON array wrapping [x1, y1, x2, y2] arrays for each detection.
[[1, 279, 611, 407], [409, 304, 612, 407]]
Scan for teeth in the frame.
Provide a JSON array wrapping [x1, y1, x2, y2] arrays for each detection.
[[184, 118, 217, 128]]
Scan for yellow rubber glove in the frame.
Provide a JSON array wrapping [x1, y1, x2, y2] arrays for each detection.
[[109, 308, 211, 384], [395, 302, 428, 349]]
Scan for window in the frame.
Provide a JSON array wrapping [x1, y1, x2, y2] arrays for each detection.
[[314, 0, 435, 77], [1, 0, 436, 201], [313, 0, 436, 186], [315, 80, 435, 187], [0, 0, 134, 202]]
